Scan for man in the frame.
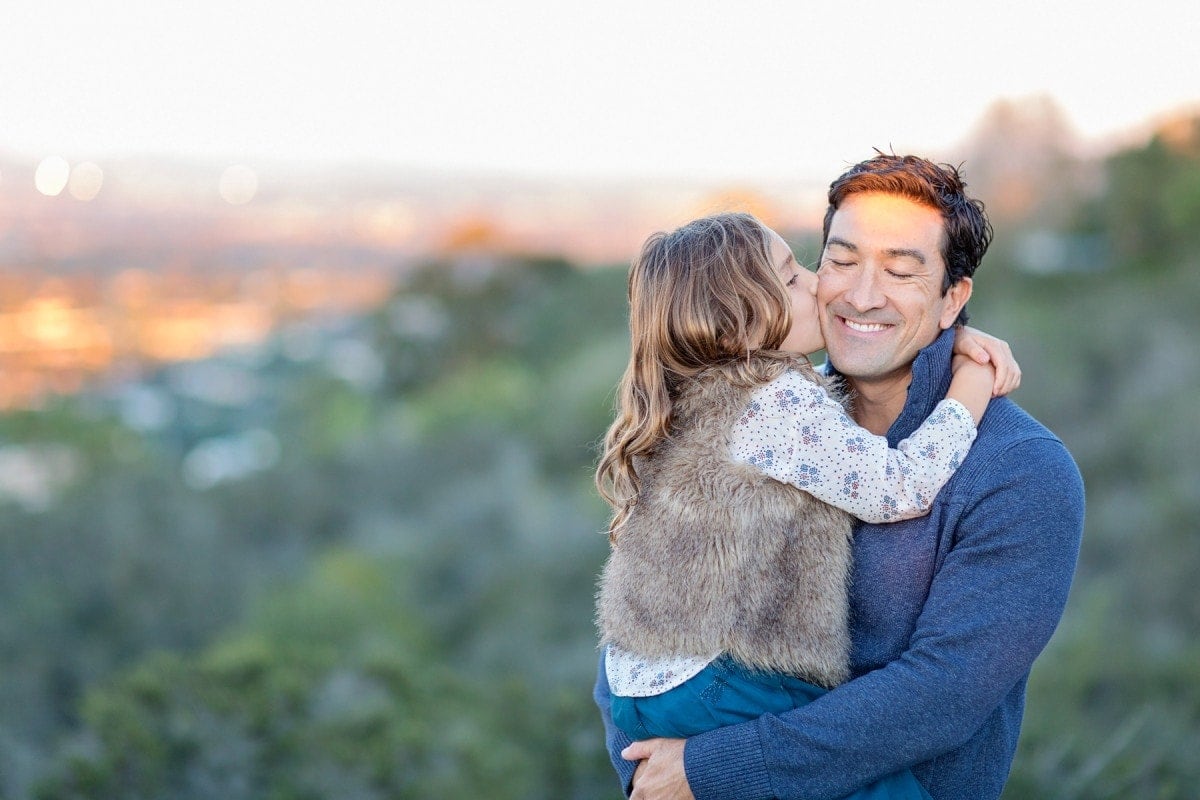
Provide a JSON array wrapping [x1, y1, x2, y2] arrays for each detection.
[[594, 153, 1085, 799]]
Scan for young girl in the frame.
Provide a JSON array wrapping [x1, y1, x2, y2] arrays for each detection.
[[594, 213, 1016, 799]]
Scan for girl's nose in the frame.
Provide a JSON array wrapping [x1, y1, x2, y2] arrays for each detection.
[[802, 269, 818, 294]]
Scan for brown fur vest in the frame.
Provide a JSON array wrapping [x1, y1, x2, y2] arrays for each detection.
[[596, 367, 853, 688]]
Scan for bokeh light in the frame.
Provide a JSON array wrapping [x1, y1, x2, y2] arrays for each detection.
[[218, 165, 258, 205], [67, 161, 105, 201], [34, 156, 71, 196]]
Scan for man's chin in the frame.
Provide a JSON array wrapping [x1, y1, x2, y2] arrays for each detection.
[[824, 350, 902, 382]]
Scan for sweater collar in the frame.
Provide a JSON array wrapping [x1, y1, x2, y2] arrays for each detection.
[[826, 327, 956, 447], [889, 327, 956, 445]]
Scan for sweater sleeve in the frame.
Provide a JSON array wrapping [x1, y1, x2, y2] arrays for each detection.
[[683, 435, 1085, 800], [731, 371, 977, 523], [593, 650, 638, 797]]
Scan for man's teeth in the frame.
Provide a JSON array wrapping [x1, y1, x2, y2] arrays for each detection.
[[844, 319, 888, 333]]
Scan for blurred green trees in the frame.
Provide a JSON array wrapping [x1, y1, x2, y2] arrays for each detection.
[[34, 552, 591, 800], [3, 119, 1200, 798], [971, 119, 1200, 798], [3, 259, 626, 799]]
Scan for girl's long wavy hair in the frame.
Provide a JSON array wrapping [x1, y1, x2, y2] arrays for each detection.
[[595, 213, 814, 542]]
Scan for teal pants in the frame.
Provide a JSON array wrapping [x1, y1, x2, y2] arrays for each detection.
[[610, 654, 932, 800]]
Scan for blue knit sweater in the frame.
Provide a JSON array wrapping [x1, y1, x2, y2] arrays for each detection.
[[593, 328, 1085, 799]]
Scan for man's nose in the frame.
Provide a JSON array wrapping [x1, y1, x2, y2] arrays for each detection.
[[844, 267, 885, 311]]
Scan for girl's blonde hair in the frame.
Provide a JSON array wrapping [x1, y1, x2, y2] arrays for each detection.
[[595, 213, 813, 541]]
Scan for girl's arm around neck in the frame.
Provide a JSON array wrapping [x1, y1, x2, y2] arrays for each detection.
[[731, 370, 976, 524], [946, 355, 996, 426], [953, 326, 1022, 398]]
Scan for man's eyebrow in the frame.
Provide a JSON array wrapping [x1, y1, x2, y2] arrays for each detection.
[[827, 238, 928, 266], [884, 247, 927, 265]]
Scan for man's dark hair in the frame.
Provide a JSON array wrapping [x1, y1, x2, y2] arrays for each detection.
[[821, 153, 993, 324]]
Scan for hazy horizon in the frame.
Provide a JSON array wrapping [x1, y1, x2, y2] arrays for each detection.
[[7, 1, 1198, 184]]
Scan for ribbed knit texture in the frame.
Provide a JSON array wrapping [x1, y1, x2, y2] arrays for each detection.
[[594, 328, 1085, 800]]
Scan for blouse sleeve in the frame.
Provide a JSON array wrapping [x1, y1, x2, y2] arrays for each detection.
[[729, 370, 977, 523]]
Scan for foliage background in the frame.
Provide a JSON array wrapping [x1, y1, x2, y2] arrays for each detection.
[[2, 119, 1199, 799]]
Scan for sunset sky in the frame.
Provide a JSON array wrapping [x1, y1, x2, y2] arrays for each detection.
[[5, 0, 1198, 183]]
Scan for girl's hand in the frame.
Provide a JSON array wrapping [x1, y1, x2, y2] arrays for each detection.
[[953, 326, 1021, 397]]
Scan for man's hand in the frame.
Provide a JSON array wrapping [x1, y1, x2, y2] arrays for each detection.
[[621, 738, 693, 800]]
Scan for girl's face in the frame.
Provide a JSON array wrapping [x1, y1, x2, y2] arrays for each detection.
[[770, 230, 824, 355]]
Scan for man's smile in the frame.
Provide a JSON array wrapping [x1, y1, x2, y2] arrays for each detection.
[[840, 318, 892, 333]]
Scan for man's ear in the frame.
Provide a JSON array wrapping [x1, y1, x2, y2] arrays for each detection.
[[939, 277, 973, 329]]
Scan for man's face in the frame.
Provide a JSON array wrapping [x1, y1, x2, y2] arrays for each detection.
[[816, 192, 971, 387]]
